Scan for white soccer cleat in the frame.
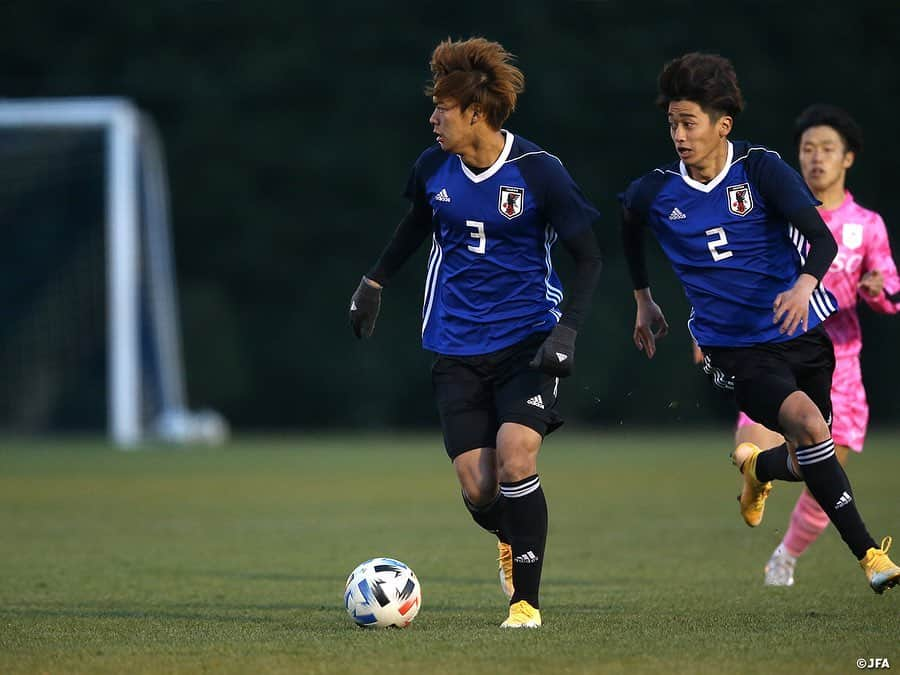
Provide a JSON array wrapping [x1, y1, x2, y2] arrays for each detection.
[[764, 544, 796, 587]]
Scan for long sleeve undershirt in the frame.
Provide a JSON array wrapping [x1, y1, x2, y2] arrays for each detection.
[[788, 205, 839, 281]]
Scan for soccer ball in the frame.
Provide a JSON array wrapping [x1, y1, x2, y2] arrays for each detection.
[[343, 557, 422, 628]]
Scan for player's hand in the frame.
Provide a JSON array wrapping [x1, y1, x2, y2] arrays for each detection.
[[773, 273, 817, 336], [349, 276, 382, 339], [858, 270, 884, 298], [529, 324, 577, 377], [633, 298, 669, 359]]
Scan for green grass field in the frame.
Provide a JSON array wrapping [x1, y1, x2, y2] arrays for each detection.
[[1, 431, 897, 674]]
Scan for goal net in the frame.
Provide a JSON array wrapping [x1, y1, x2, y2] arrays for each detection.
[[0, 98, 226, 447]]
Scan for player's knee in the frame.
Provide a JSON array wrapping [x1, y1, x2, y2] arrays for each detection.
[[497, 462, 534, 484], [778, 393, 830, 447], [459, 475, 497, 506], [497, 451, 538, 483], [495, 422, 541, 482], [782, 409, 830, 446]]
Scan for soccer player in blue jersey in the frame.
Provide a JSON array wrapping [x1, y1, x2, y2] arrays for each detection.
[[349, 37, 602, 626], [621, 52, 899, 593]]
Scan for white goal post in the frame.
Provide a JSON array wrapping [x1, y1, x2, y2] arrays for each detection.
[[0, 97, 225, 447]]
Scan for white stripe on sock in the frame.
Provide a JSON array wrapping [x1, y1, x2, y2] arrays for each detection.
[[796, 439, 835, 466], [500, 476, 541, 499]]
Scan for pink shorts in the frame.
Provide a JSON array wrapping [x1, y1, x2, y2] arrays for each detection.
[[736, 355, 867, 452]]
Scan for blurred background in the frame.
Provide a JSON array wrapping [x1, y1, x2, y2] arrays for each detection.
[[1, 0, 899, 437]]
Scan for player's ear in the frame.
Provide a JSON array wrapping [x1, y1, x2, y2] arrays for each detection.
[[843, 150, 855, 170], [718, 115, 733, 138], [469, 105, 481, 125]]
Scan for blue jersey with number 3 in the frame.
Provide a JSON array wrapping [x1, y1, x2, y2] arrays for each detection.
[[621, 140, 838, 348], [405, 131, 599, 356]]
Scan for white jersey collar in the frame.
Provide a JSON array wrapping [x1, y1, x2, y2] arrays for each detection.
[[679, 140, 733, 193], [459, 130, 514, 183]]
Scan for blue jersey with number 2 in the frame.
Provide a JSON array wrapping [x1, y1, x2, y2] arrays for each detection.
[[621, 140, 837, 348], [406, 131, 599, 356]]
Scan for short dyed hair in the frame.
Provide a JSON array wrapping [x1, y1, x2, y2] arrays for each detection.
[[793, 103, 863, 156], [426, 37, 525, 130], [656, 52, 745, 119]]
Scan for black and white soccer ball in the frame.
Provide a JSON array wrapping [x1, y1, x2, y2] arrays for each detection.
[[343, 557, 422, 628]]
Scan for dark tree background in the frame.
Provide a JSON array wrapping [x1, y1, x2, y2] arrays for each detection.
[[3, 0, 898, 431]]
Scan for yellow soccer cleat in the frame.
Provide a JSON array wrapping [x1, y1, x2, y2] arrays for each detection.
[[497, 541, 514, 599], [731, 442, 772, 527], [860, 536, 900, 594], [500, 600, 541, 628]]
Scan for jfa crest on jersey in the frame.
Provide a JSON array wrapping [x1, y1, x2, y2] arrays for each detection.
[[404, 131, 600, 356], [726, 182, 753, 216], [499, 186, 524, 219], [621, 140, 837, 348]]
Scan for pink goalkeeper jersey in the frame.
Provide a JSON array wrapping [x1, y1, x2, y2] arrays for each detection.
[[820, 191, 900, 358]]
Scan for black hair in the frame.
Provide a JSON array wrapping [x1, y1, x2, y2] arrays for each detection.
[[793, 103, 863, 155], [656, 52, 744, 118]]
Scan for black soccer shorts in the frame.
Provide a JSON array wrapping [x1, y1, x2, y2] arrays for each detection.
[[701, 324, 835, 434], [431, 331, 564, 460]]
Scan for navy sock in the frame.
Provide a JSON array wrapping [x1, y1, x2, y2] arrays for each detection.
[[754, 443, 802, 482], [796, 439, 876, 559], [500, 474, 547, 609]]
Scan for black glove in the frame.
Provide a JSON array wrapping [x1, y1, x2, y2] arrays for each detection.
[[529, 324, 577, 377], [349, 276, 382, 339]]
